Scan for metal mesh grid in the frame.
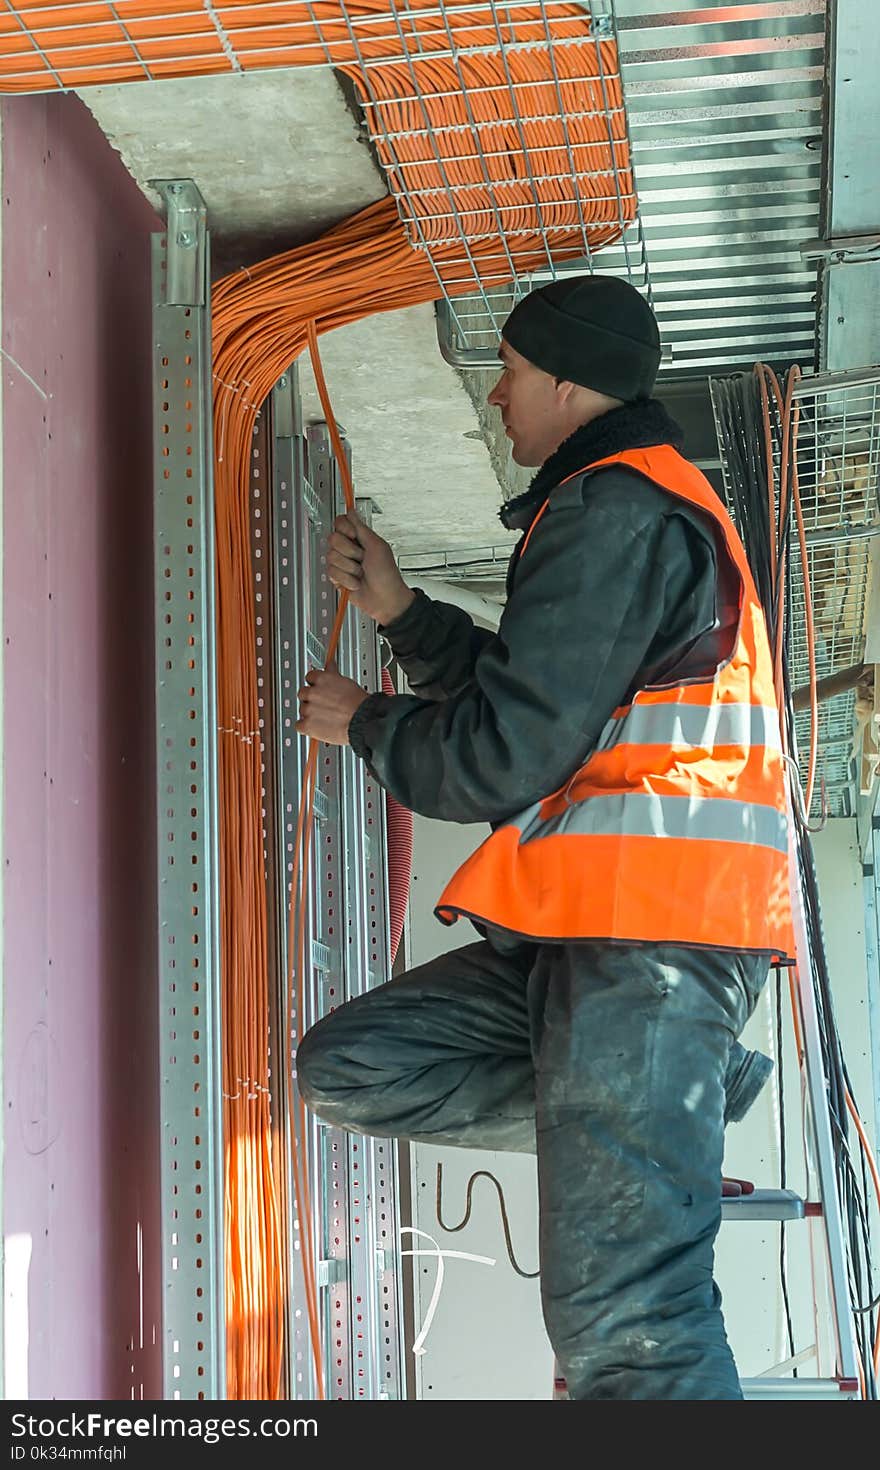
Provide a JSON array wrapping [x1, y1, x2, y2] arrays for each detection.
[[789, 371, 880, 815], [342, 1, 634, 276], [713, 366, 879, 820], [0, 1, 623, 90], [1, 2, 638, 326], [319, 0, 639, 327], [0, 2, 242, 88], [2, 3, 823, 381], [398, 0, 649, 351]]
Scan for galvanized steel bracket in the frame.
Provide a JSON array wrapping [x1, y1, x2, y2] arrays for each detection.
[[151, 179, 208, 308], [801, 234, 880, 266]]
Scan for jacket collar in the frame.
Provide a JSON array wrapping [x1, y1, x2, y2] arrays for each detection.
[[500, 398, 685, 531]]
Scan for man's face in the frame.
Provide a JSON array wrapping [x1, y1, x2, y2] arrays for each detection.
[[487, 339, 568, 467]]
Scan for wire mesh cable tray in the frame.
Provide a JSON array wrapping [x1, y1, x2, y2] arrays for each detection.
[[714, 365, 880, 819]]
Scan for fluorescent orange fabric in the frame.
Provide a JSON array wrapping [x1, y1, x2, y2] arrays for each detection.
[[437, 445, 797, 959]]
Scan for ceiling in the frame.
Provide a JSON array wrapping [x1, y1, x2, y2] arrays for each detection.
[[80, 63, 519, 558], [78, 0, 827, 561]]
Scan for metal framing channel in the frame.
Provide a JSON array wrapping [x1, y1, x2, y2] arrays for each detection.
[[820, 0, 880, 371], [341, 492, 407, 1402], [363, 737, 409, 1400], [267, 376, 341, 1400], [152, 184, 225, 1399], [336, 485, 383, 1402], [249, 391, 296, 1398], [268, 368, 314, 1398], [304, 426, 408, 1400], [301, 423, 355, 1402]]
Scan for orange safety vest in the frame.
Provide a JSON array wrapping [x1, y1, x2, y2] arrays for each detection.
[[436, 445, 796, 959]]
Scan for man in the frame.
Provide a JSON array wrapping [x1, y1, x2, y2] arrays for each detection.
[[295, 275, 793, 1400]]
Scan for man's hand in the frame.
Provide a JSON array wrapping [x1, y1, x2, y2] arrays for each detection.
[[296, 664, 371, 746], [327, 509, 415, 626]]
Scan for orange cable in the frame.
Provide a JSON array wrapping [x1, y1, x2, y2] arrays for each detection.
[[281, 323, 358, 1402], [0, 5, 636, 280], [0, 2, 626, 93]]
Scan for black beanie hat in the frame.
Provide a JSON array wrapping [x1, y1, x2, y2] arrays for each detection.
[[502, 275, 661, 401]]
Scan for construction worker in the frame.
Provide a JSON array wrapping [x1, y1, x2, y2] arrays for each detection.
[[295, 276, 793, 1400]]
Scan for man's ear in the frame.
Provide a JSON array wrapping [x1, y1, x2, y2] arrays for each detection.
[[554, 377, 578, 405]]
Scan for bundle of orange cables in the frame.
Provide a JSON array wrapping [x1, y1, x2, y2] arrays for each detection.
[[210, 196, 519, 1400], [214, 199, 428, 1401], [0, 5, 635, 271]]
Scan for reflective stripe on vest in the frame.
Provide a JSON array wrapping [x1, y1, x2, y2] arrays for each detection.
[[516, 792, 789, 853], [595, 701, 783, 755], [435, 444, 796, 959]]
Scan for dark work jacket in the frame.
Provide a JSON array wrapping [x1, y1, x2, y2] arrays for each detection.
[[348, 399, 723, 838]]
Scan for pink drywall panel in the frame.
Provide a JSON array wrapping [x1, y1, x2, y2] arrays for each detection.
[[3, 94, 163, 1399]]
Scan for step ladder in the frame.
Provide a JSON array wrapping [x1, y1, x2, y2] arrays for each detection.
[[734, 791, 864, 1399], [553, 796, 864, 1402]]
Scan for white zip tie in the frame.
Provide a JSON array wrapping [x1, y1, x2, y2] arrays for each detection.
[[223, 1077, 271, 1102], [212, 371, 263, 415], [218, 723, 261, 746]]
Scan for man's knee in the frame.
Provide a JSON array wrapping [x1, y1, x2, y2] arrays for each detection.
[[295, 1017, 340, 1112], [296, 1011, 392, 1135]]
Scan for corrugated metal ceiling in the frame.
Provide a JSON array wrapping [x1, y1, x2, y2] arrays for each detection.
[[613, 0, 825, 379], [437, 0, 827, 380]]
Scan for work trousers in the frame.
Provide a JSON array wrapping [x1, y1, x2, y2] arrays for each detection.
[[296, 937, 769, 1400]]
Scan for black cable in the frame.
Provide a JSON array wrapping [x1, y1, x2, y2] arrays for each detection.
[[776, 967, 797, 1372], [435, 1163, 539, 1279], [853, 1289, 880, 1316]]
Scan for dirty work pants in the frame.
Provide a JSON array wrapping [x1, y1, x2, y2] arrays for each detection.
[[296, 938, 769, 1400]]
